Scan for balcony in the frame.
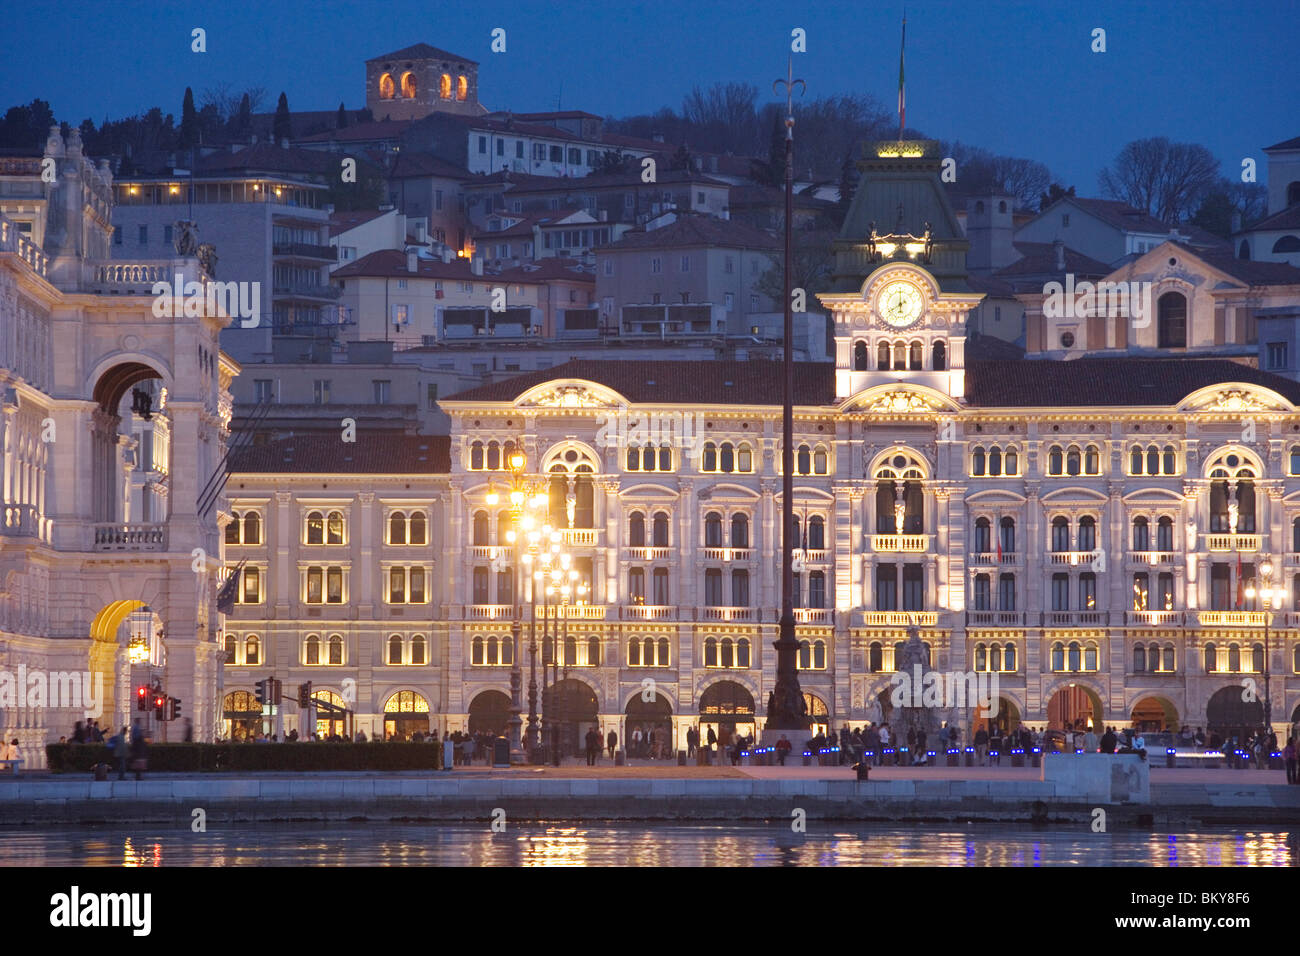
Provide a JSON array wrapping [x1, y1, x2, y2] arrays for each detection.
[[1126, 551, 1177, 566], [966, 611, 1025, 627], [871, 534, 929, 553], [1048, 550, 1102, 567], [700, 606, 753, 622], [800, 549, 829, 564], [470, 546, 506, 560], [859, 611, 938, 626], [1, 503, 39, 537], [1043, 611, 1107, 627], [272, 241, 338, 261], [1125, 610, 1184, 626], [558, 604, 606, 620], [970, 551, 1020, 567], [793, 608, 831, 624], [1205, 534, 1261, 552], [623, 604, 676, 620], [466, 604, 513, 620], [1198, 610, 1267, 626], [272, 282, 341, 301], [561, 528, 598, 546], [626, 547, 673, 561], [88, 259, 184, 295], [702, 547, 751, 562], [92, 523, 167, 551]]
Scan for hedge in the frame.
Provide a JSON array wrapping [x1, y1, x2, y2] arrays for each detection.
[[45, 741, 442, 773]]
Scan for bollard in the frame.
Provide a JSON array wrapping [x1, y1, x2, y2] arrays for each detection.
[[964, 747, 975, 768], [443, 738, 454, 772], [1011, 748, 1024, 768], [1166, 748, 1177, 769], [947, 748, 960, 767], [855, 761, 870, 781], [802, 751, 812, 767], [677, 749, 686, 766], [1031, 747, 1042, 769], [895, 747, 906, 767]]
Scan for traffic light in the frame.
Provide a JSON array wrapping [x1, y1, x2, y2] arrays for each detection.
[[271, 678, 282, 703], [297, 682, 312, 708], [254, 679, 267, 706], [169, 697, 182, 721], [153, 693, 166, 720], [136, 686, 148, 712]]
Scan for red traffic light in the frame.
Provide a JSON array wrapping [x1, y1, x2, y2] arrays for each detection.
[[137, 686, 147, 697]]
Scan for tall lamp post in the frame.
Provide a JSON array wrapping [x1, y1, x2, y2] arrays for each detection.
[[765, 58, 809, 736], [1244, 557, 1277, 738]]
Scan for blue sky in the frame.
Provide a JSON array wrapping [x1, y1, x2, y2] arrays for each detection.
[[1, 0, 1295, 191]]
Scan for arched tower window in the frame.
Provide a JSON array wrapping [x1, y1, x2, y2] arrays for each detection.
[[379, 73, 395, 99], [1157, 291, 1187, 348], [400, 72, 417, 98], [854, 341, 868, 370]]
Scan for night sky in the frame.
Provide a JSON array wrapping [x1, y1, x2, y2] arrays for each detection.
[[2, 0, 1295, 192]]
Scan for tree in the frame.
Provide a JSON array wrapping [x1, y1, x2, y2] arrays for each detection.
[[1098, 137, 1220, 224], [591, 149, 633, 175], [755, 230, 836, 305], [180, 88, 198, 148], [1039, 182, 1076, 212], [940, 140, 1053, 208], [0, 99, 57, 149], [837, 151, 860, 225], [1190, 177, 1269, 237], [272, 92, 291, 144], [681, 82, 761, 155], [233, 93, 252, 139], [336, 102, 349, 130]]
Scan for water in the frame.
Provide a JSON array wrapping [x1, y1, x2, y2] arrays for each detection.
[[2, 823, 1295, 866]]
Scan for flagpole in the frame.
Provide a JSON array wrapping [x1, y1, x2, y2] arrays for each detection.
[[898, 11, 907, 140]]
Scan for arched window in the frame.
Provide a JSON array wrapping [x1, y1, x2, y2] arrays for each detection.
[[328, 634, 343, 665], [813, 639, 826, 669], [388, 635, 403, 664], [797, 444, 811, 475], [704, 637, 718, 667], [1239, 239, 1251, 260], [497, 510, 512, 545], [244, 635, 259, 665], [877, 341, 890, 370], [893, 341, 907, 370], [731, 513, 749, 548], [1067, 641, 1082, 671], [854, 340, 868, 370], [1133, 516, 1149, 551], [472, 636, 485, 665], [1228, 643, 1242, 671], [629, 512, 646, 547], [702, 442, 717, 472], [1048, 445, 1063, 475], [807, 515, 824, 550], [972, 447, 986, 476], [411, 635, 426, 665], [305, 634, 320, 665], [626, 446, 640, 471], [973, 517, 991, 553], [988, 446, 1003, 477], [627, 568, 645, 603], [736, 637, 750, 668], [1157, 291, 1187, 348], [470, 441, 484, 470], [1130, 446, 1143, 475], [1204, 642, 1218, 673], [736, 444, 752, 473], [1276, 236, 1300, 254], [1084, 642, 1098, 670], [1156, 516, 1172, 552], [720, 637, 734, 668], [998, 516, 1015, 554], [975, 643, 987, 671], [226, 512, 241, 544], [306, 510, 324, 544], [400, 72, 416, 98], [326, 511, 344, 544], [472, 511, 489, 547], [1003, 644, 1016, 671], [409, 512, 426, 545], [1077, 515, 1096, 551], [989, 642, 1002, 671], [390, 511, 406, 545], [1051, 516, 1070, 551], [456, 75, 468, 101], [909, 341, 923, 370], [244, 512, 261, 544], [868, 641, 883, 671], [1251, 643, 1265, 672], [1160, 443, 1175, 476], [486, 441, 500, 471], [379, 72, 395, 99], [933, 340, 946, 371], [652, 512, 669, 547], [719, 442, 735, 473], [627, 637, 641, 666], [705, 512, 723, 547], [813, 446, 828, 475], [439, 73, 452, 99], [1133, 643, 1146, 672], [798, 639, 811, 669], [1052, 641, 1065, 671]]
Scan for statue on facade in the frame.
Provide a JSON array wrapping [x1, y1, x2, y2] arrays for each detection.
[[174, 220, 199, 257], [197, 243, 218, 279], [893, 481, 906, 535]]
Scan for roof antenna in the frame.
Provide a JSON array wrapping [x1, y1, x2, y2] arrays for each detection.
[[556, 81, 562, 112]]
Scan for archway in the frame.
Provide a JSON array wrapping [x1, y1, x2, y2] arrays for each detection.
[[467, 689, 510, 737], [974, 696, 1021, 737], [699, 680, 755, 751], [1046, 683, 1103, 733], [384, 690, 430, 740], [804, 692, 829, 737], [91, 361, 164, 524], [542, 679, 598, 758], [1205, 685, 1263, 746], [88, 598, 153, 728], [1131, 696, 1178, 732], [310, 689, 347, 740], [223, 690, 264, 741], [626, 693, 672, 759]]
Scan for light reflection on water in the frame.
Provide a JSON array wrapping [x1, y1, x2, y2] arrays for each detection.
[[1, 824, 1295, 867]]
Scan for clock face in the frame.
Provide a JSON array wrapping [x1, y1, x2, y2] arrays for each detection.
[[877, 280, 924, 328]]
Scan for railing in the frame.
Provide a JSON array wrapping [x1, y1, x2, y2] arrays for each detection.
[[1285, 554, 1300, 568], [793, 608, 831, 624], [626, 547, 673, 561], [470, 546, 505, 560], [1, 503, 39, 537], [1125, 610, 1183, 626], [89, 260, 187, 294], [0, 217, 47, 277], [1205, 534, 1261, 552], [871, 534, 929, 553], [1126, 550, 1177, 565], [859, 611, 938, 626], [1198, 610, 1267, 626], [272, 242, 337, 260], [561, 529, 597, 545], [700, 606, 753, 622], [800, 549, 829, 563], [558, 604, 605, 620], [1048, 550, 1102, 566], [970, 551, 1020, 566], [92, 523, 167, 551], [702, 547, 751, 562], [272, 282, 341, 299], [466, 604, 513, 620], [1043, 611, 1107, 627], [623, 604, 676, 620], [966, 611, 1025, 626]]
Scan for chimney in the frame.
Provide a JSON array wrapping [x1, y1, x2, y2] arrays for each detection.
[[1231, 211, 1242, 234], [471, 257, 484, 276], [442, 248, 453, 264], [407, 250, 418, 273], [1053, 239, 1066, 272]]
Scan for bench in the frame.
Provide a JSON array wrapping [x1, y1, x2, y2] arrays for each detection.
[[0, 759, 23, 776]]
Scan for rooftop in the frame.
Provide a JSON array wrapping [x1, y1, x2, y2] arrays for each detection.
[[230, 433, 451, 474]]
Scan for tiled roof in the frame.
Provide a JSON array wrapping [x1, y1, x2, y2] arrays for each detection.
[[1265, 136, 1300, 151], [329, 208, 390, 237], [493, 258, 593, 282], [602, 216, 779, 251], [727, 184, 835, 208], [507, 111, 603, 122], [368, 43, 477, 65], [297, 120, 413, 144], [196, 144, 356, 177], [1175, 223, 1233, 250], [442, 359, 836, 405], [1068, 198, 1173, 234], [507, 168, 730, 193], [332, 249, 479, 280], [966, 274, 1018, 297], [230, 434, 451, 474], [387, 151, 472, 179], [997, 242, 1111, 279], [1176, 243, 1300, 285], [965, 357, 1300, 407], [1242, 204, 1300, 232]]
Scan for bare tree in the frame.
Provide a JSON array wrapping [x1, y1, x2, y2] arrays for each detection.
[[939, 141, 1052, 207], [681, 82, 761, 155], [1099, 137, 1220, 224], [201, 83, 267, 122]]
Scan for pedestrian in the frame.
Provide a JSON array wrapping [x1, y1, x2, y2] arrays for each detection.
[[915, 729, 928, 765], [974, 726, 989, 765], [128, 720, 148, 781], [1100, 726, 1117, 754], [1284, 738, 1297, 784], [988, 726, 1003, 766], [584, 728, 598, 766], [607, 728, 617, 760], [776, 735, 791, 766], [707, 726, 717, 755], [1084, 727, 1099, 753], [866, 724, 881, 765], [72, 721, 85, 744], [632, 727, 643, 759], [686, 726, 697, 758]]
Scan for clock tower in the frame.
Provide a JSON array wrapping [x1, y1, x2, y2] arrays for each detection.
[[818, 140, 983, 401]]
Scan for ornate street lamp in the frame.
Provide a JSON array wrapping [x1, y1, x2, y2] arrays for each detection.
[[1244, 557, 1279, 738]]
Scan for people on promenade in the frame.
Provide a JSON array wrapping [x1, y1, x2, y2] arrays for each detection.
[[988, 727, 1003, 765], [776, 735, 791, 766], [974, 727, 988, 765], [128, 720, 148, 780], [1284, 738, 1297, 784], [584, 728, 600, 766], [707, 726, 717, 757], [866, 724, 881, 765], [607, 729, 617, 760], [1084, 727, 1099, 753], [685, 726, 697, 758], [1100, 726, 1117, 754]]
